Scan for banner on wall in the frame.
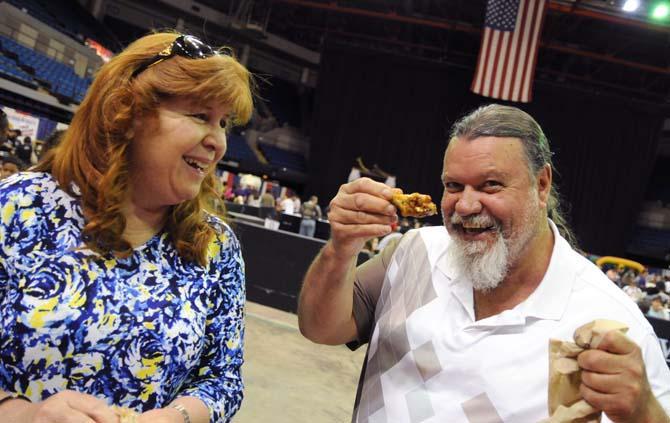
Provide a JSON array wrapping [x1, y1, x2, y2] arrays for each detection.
[[85, 38, 112, 63], [2, 107, 40, 139]]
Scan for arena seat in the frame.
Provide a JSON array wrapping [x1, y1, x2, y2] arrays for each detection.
[[7, 0, 118, 51], [0, 35, 91, 102], [0, 53, 38, 88]]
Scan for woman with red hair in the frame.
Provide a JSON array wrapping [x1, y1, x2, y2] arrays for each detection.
[[0, 32, 254, 423]]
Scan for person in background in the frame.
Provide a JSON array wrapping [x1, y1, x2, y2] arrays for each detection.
[[360, 237, 379, 259], [292, 193, 301, 214], [233, 185, 250, 203], [260, 190, 275, 208], [0, 109, 7, 140], [655, 280, 670, 304], [298, 104, 670, 422], [0, 153, 24, 179], [622, 271, 646, 304], [299, 195, 322, 237], [400, 217, 413, 233], [259, 189, 276, 220], [0, 110, 10, 154], [15, 135, 32, 165], [605, 266, 620, 286], [280, 192, 295, 215], [246, 188, 261, 207], [0, 32, 254, 423], [638, 269, 650, 289], [223, 182, 235, 201], [0, 111, 11, 154], [6, 128, 21, 150], [647, 297, 670, 321], [376, 222, 402, 253], [39, 129, 64, 158]]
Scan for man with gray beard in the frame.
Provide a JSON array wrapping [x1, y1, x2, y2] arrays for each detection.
[[298, 104, 670, 423], [445, 176, 541, 293]]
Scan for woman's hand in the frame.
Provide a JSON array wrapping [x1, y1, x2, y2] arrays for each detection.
[[9, 390, 119, 423], [137, 408, 184, 423]]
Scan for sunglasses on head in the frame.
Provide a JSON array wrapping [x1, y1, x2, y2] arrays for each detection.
[[131, 35, 222, 78]]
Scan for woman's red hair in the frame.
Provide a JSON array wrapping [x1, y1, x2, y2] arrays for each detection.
[[35, 32, 254, 266]]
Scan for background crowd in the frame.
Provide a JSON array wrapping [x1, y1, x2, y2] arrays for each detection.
[[607, 266, 670, 320]]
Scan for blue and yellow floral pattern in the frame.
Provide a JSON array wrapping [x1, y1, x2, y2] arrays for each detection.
[[0, 172, 245, 422]]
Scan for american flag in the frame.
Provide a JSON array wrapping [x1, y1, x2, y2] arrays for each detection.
[[471, 0, 548, 103]]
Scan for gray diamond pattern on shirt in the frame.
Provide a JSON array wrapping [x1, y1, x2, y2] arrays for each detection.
[[401, 246, 437, 316], [360, 374, 384, 420], [413, 340, 442, 382], [375, 268, 395, 322], [461, 393, 504, 423], [356, 234, 442, 422], [375, 329, 398, 376], [361, 405, 387, 423], [388, 320, 411, 361], [420, 278, 437, 307], [365, 348, 381, 380], [406, 386, 435, 422]]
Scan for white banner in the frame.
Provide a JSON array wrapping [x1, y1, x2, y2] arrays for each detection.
[[2, 107, 40, 139]]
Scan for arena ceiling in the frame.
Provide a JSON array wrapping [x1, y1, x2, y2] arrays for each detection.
[[186, 0, 670, 102]]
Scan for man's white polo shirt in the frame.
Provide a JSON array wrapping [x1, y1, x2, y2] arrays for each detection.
[[351, 222, 670, 423]]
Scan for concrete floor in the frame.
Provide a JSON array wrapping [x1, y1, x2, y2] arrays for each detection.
[[235, 302, 366, 423]]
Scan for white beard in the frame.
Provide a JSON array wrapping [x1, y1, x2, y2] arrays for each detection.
[[446, 229, 510, 292], [445, 193, 539, 292]]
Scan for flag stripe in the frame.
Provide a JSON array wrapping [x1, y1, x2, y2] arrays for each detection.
[[477, 28, 493, 95], [471, 27, 490, 93], [519, 0, 542, 102], [506, 0, 529, 101], [501, 0, 524, 101], [479, 30, 493, 96], [472, 0, 547, 103], [523, 0, 547, 102], [492, 31, 510, 99], [482, 30, 500, 96], [511, 0, 534, 102]]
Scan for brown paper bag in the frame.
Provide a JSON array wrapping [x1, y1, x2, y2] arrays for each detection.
[[544, 319, 629, 423], [573, 320, 629, 350]]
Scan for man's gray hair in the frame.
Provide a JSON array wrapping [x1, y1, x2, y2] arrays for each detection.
[[448, 104, 576, 246]]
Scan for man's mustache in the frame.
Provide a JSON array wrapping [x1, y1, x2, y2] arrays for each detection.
[[449, 213, 500, 230]]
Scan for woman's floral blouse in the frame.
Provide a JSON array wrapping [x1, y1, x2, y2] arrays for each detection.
[[0, 172, 245, 422]]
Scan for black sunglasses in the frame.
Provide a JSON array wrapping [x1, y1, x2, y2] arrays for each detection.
[[131, 35, 219, 78]]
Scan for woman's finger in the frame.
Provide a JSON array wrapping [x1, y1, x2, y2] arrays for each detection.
[[65, 394, 119, 423]]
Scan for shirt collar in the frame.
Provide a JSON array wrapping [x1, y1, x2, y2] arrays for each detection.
[[520, 219, 576, 321], [435, 219, 577, 323]]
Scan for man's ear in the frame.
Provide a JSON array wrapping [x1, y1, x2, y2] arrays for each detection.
[[536, 164, 552, 208]]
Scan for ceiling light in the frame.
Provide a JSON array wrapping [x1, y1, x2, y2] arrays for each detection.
[[652, 3, 670, 20], [622, 0, 640, 12]]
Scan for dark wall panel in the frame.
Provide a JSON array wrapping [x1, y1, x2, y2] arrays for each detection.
[[234, 220, 367, 313], [308, 44, 665, 256]]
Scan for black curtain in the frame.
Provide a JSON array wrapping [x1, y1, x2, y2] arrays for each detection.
[[307, 44, 665, 256]]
